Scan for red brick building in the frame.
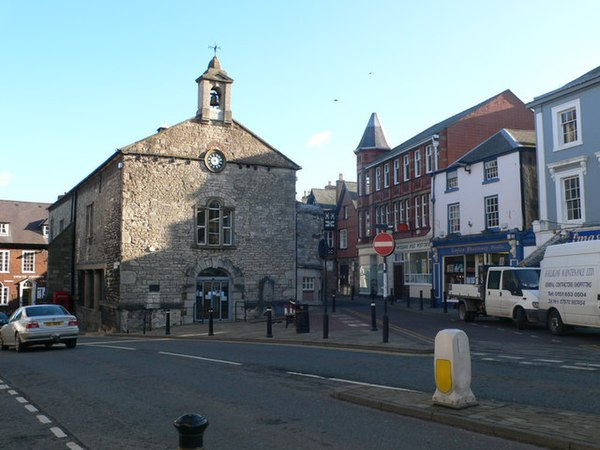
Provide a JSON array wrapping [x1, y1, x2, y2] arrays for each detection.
[[0, 200, 50, 312], [356, 90, 534, 299]]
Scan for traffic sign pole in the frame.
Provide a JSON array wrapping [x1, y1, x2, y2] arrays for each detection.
[[373, 232, 395, 344]]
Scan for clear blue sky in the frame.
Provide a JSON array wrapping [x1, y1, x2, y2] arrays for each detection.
[[2, 0, 599, 204]]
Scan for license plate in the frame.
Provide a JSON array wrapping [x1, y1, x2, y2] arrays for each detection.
[[45, 321, 64, 326]]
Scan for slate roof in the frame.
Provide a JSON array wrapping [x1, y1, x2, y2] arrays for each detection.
[[446, 128, 535, 170], [367, 89, 516, 169], [0, 200, 50, 246], [528, 65, 600, 107], [307, 188, 337, 209], [355, 113, 391, 151]]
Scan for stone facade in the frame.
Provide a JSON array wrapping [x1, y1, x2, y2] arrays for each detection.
[[48, 57, 301, 332], [296, 203, 323, 303]]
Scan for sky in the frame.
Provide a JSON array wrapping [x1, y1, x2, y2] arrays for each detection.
[[2, 0, 599, 204]]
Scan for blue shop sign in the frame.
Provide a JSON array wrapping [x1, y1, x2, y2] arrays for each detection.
[[570, 229, 600, 242], [438, 242, 510, 256]]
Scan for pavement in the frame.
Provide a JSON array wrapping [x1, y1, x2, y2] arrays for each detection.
[[115, 297, 600, 450]]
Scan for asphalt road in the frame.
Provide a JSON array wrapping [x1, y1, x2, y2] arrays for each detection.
[[1, 338, 545, 450]]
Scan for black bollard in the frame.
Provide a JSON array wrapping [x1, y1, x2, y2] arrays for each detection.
[[419, 290, 423, 311], [208, 308, 214, 336], [332, 293, 336, 313], [370, 302, 377, 331], [323, 313, 329, 339], [165, 309, 171, 335], [443, 291, 448, 313], [382, 313, 389, 343], [174, 413, 209, 450], [430, 288, 435, 308], [266, 306, 273, 338]]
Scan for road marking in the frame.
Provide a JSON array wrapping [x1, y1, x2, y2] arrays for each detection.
[[560, 365, 597, 371], [575, 362, 600, 368], [0, 384, 8, 390], [159, 351, 242, 366], [87, 344, 137, 351], [81, 338, 171, 346], [25, 404, 38, 412], [16, 396, 27, 403], [534, 359, 564, 363], [287, 371, 416, 392], [37, 415, 52, 424], [519, 361, 543, 366], [66, 442, 85, 450], [498, 355, 525, 360], [50, 427, 67, 438], [481, 357, 498, 361], [8, 389, 17, 395]]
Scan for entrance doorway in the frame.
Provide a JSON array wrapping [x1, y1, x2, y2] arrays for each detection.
[[20, 280, 34, 306], [195, 269, 230, 322]]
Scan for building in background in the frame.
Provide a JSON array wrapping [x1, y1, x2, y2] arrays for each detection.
[[0, 200, 50, 312]]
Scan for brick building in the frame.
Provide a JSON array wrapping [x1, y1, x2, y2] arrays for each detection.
[[47, 56, 301, 332], [356, 91, 534, 301], [0, 200, 50, 312]]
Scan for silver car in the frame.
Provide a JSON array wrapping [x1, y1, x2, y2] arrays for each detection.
[[0, 304, 79, 352]]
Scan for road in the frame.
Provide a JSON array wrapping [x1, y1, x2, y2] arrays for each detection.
[[0, 337, 545, 450]]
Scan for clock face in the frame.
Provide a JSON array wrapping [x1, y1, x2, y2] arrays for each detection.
[[204, 149, 226, 172]]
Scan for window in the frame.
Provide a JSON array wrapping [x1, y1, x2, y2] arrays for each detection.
[[325, 231, 334, 249], [414, 196, 421, 228], [399, 201, 405, 226], [0, 250, 8, 272], [485, 195, 499, 229], [448, 203, 460, 234], [22, 251, 35, 273], [563, 175, 582, 222], [383, 163, 390, 188], [196, 200, 233, 246], [403, 154, 410, 181], [375, 206, 381, 226], [358, 172, 363, 196], [552, 99, 582, 150], [393, 159, 400, 184], [302, 277, 315, 291], [393, 202, 399, 230], [375, 167, 382, 191], [339, 229, 348, 249], [404, 199, 411, 228], [484, 159, 498, 181], [446, 170, 458, 190], [385, 204, 390, 226], [0, 283, 8, 305], [365, 210, 371, 236], [421, 194, 429, 228], [365, 171, 371, 194], [414, 150, 422, 178], [42, 224, 49, 237], [343, 205, 349, 220], [425, 145, 433, 173], [0, 223, 9, 236], [85, 203, 94, 240]]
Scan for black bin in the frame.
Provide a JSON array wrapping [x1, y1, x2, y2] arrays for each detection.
[[295, 304, 310, 333]]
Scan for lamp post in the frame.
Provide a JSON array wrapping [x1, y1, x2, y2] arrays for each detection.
[[319, 238, 329, 339]]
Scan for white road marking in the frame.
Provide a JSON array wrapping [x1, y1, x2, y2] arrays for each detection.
[[519, 361, 543, 366], [159, 351, 242, 366], [25, 404, 38, 412], [0, 384, 9, 390], [534, 359, 563, 363], [498, 355, 525, 360], [37, 415, 52, 424], [50, 427, 67, 438], [287, 371, 416, 392], [16, 396, 27, 403], [8, 389, 17, 395], [575, 362, 600, 368], [87, 344, 137, 351], [66, 442, 85, 450], [560, 365, 597, 371], [481, 357, 498, 361]]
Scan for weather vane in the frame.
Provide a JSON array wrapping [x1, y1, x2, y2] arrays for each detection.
[[209, 43, 221, 56]]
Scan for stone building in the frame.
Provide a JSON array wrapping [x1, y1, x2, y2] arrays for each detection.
[[47, 57, 301, 332]]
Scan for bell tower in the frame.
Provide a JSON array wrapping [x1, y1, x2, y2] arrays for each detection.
[[196, 55, 234, 124]]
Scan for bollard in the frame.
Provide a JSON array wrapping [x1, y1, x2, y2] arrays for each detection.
[[419, 290, 423, 311], [370, 302, 377, 331], [432, 329, 477, 409], [208, 308, 214, 336], [443, 291, 448, 314], [266, 306, 273, 338], [323, 313, 329, 339], [143, 311, 147, 335], [430, 288, 435, 308], [174, 413, 209, 450], [166, 309, 171, 335], [332, 293, 336, 313], [382, 312, 389, 343]]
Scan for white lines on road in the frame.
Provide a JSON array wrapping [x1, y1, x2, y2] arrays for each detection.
[[159, 351, 243, 366], [287, 371, 417, 392], [25, 404, 38, 412], [37, 415, 52, 424], [87, 344, 137, 351], [477, 354, 599, 371], [560, 365, 597, 371], [534, 358, 564, 363], [497, 355, 525, 360]]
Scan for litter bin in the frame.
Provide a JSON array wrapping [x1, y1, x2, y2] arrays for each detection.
[[295, 304, 310, 333]]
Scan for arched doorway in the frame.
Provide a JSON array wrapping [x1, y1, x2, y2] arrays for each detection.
[[20, 279, 35, 306], [195, 268, 230, 322]]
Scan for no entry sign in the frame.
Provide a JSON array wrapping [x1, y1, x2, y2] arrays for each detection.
[[373, 232, 395, 257]]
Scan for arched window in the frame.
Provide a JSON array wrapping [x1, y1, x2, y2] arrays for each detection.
[[196, 200, 233, 246], [210, 87, 221, 108]]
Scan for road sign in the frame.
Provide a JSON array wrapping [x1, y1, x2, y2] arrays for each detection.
[[373, 232, 395, 257]]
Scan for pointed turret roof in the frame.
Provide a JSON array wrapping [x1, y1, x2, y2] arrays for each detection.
[[355, 113, 390, 152]]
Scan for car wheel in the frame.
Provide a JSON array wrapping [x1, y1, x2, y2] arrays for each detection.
[[65, 339, 77, 349], [514, 307, 528, 330], [15, 333, 26, 353], [548, 309, 565, 336], [458, 302, 475, 322]]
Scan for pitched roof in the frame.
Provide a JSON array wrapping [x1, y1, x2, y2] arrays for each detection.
[[307, 188, 337, 209], [0, 200, 50, 246], [447, 128, 535, 169], [355, 113, 391, 151], [528, 65, 600, 107]]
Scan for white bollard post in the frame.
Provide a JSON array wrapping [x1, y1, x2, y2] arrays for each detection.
[[432, 329, 477, 409]]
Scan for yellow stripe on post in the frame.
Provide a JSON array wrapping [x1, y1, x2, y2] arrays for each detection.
[[435, 359, 452, 393]]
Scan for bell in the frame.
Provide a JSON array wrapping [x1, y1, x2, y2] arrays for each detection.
[[210, 92, 220, 107]]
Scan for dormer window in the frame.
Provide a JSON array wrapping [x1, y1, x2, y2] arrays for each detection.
[[0, 223, 8, 236], [42, 224, 49, 237]]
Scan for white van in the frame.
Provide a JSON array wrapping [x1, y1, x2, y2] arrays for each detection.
[[539, 240, 600, 335]]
